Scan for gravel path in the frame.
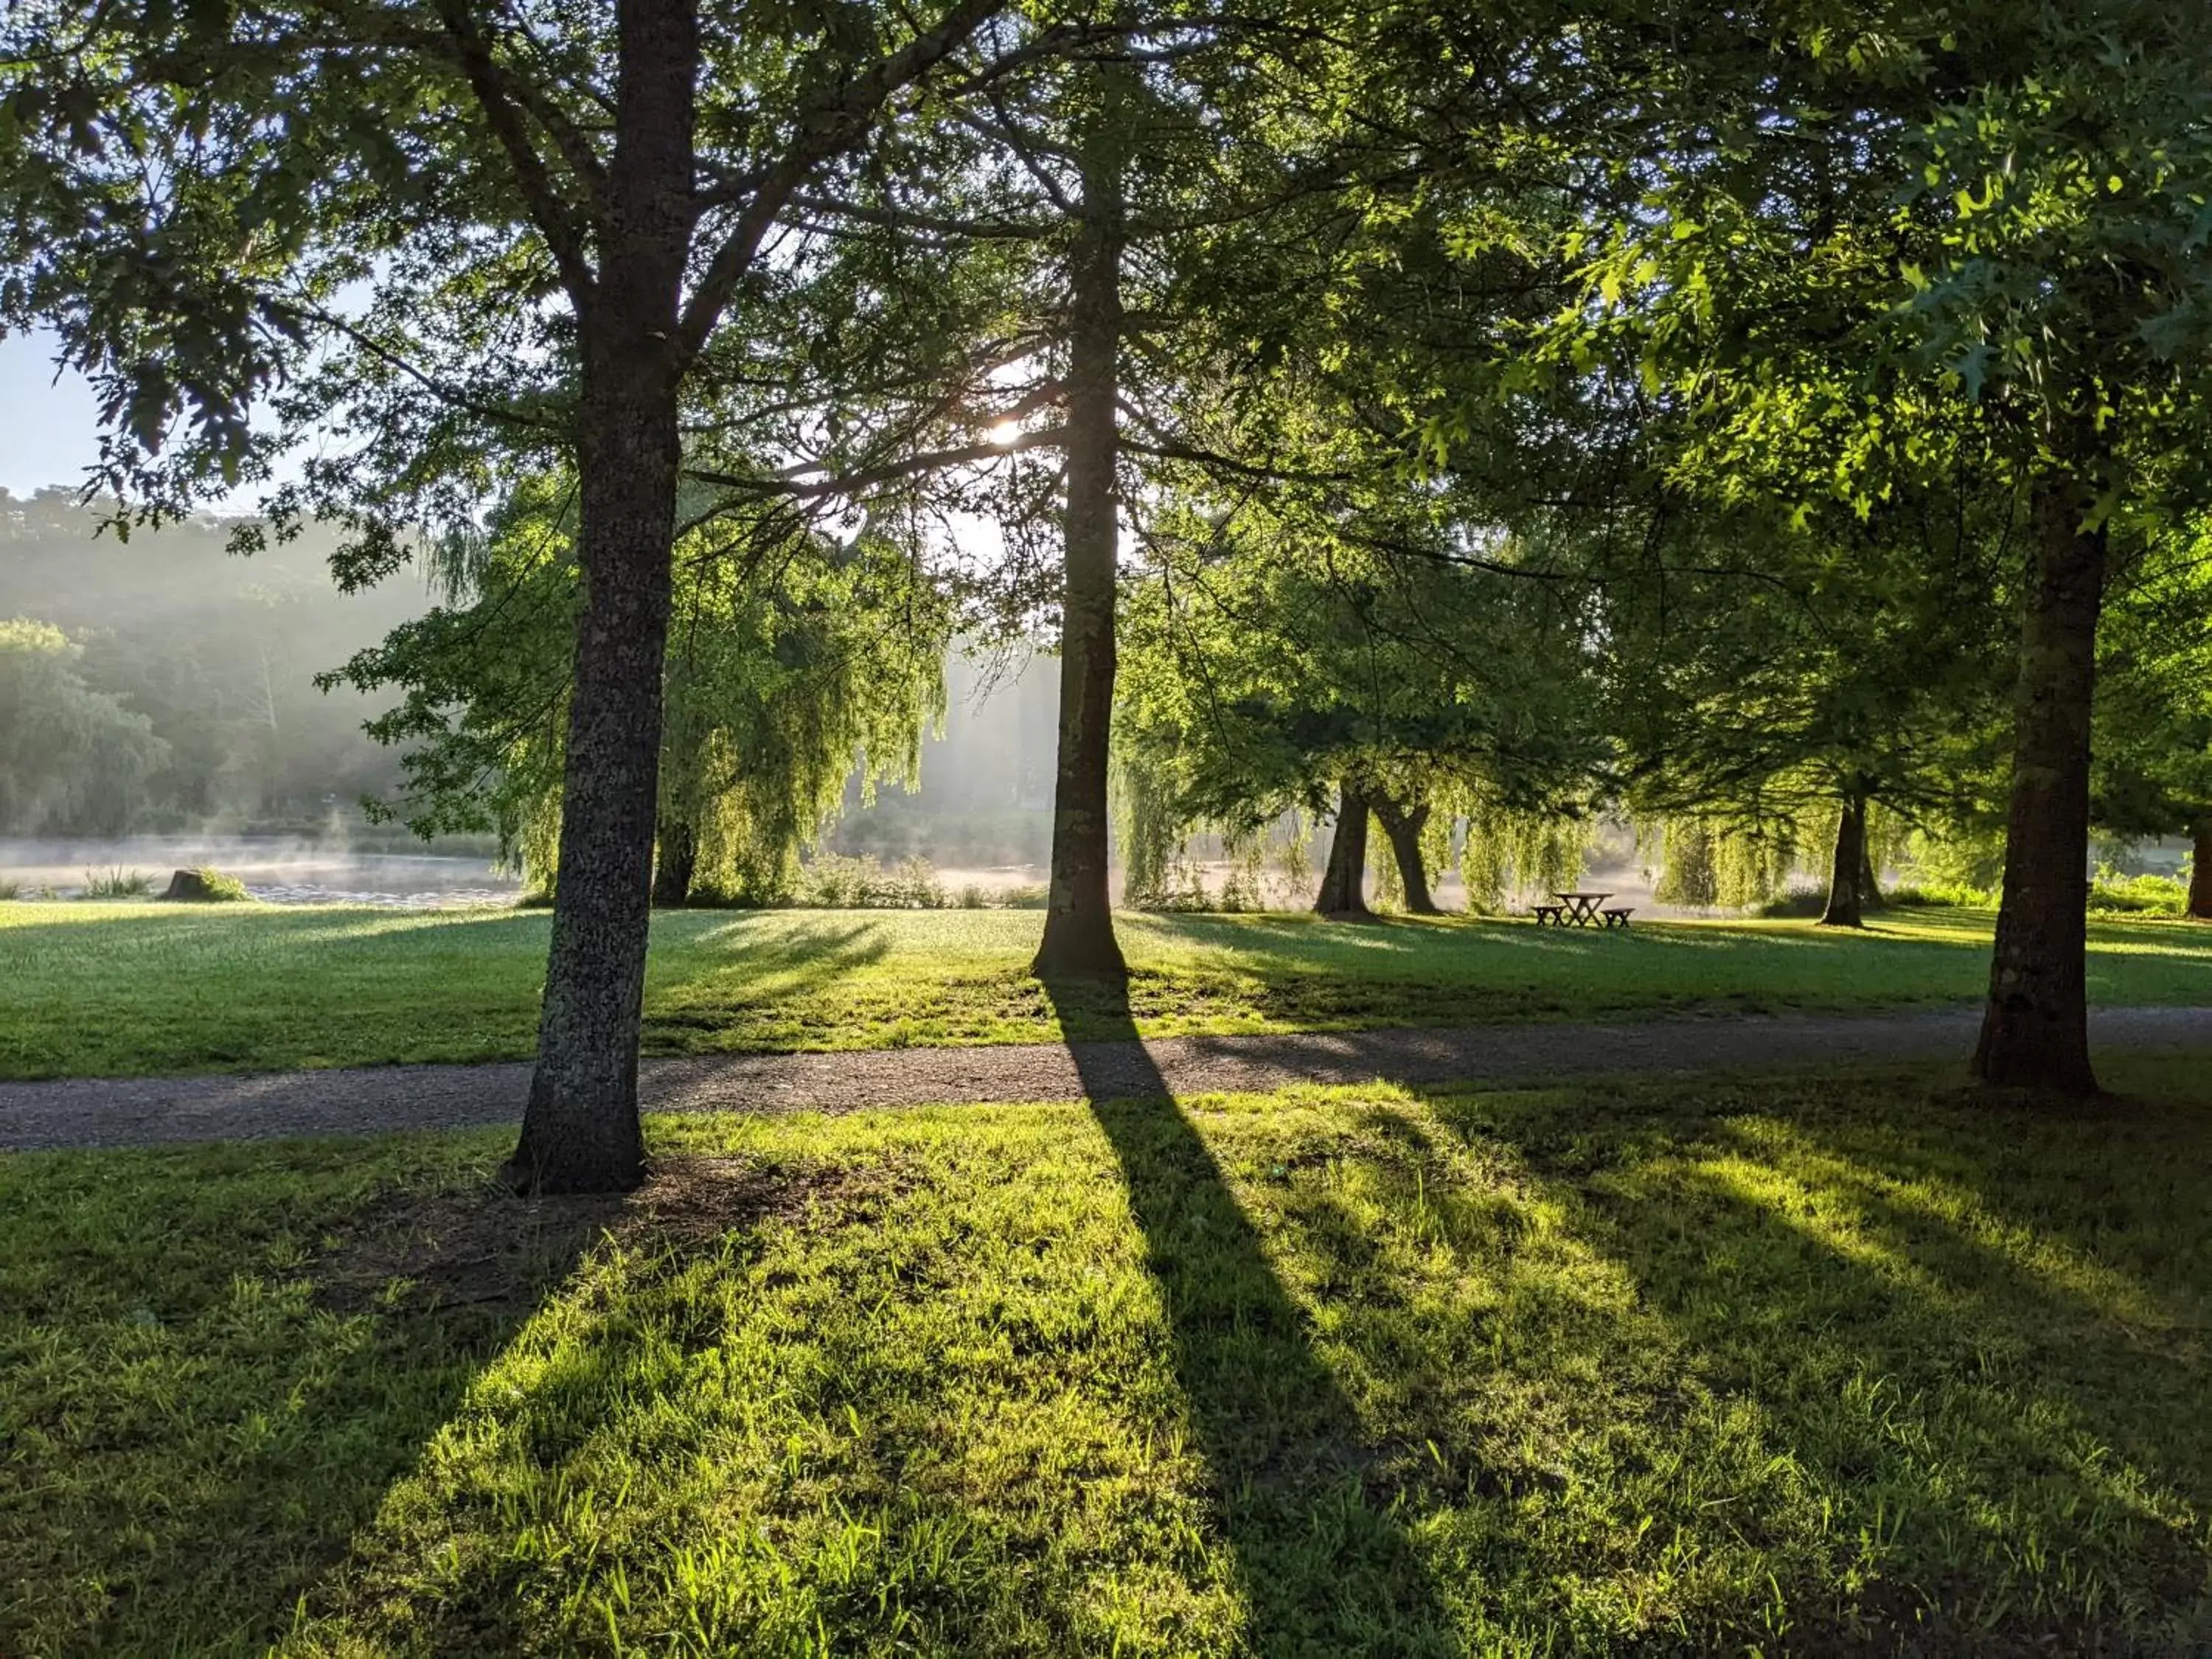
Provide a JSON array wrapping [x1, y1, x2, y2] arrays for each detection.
[[4, 1005, 2210, 1154]]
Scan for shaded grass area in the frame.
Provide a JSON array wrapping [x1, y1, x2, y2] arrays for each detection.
[[3, 901, 2208, 1079], [4, 1062, 2211, 1655]]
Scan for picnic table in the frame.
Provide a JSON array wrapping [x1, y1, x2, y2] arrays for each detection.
[[1533, 891, 1634, 929]]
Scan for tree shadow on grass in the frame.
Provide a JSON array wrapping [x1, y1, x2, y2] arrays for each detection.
[[641, 916, 896, 1052], [1410, 1078, 2212, 1655], [1038, 974, 1456, 1656], [0, 1140, 809, 1656], [1756, 1101, 2212, 1506]]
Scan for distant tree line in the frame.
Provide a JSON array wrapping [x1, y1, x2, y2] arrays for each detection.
[[0, 490, 425, 836]]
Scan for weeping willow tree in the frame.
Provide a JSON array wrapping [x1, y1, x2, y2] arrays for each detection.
[[1456, 799, 1592, 912], [1113, 490, 1607, 918], [333, 473, 948, 902], [1111, 740, 1309, 913], [1646, 814, 1798, 911]]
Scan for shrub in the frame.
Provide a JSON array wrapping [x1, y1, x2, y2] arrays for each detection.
[[790, 853, 947, 910], [159, 867, 252, 902], [2088, 866, 2186, 917], [1753, 886, 1829, 919], [1885, 882, 1996, 909], [0, 877, 18, 900], [80, 867, 153, 899], [999, 883, 1049, 909]]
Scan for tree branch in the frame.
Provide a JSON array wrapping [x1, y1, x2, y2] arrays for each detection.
[[431, 0, 597, 306], [684, 423, 1065, 500], [677, 0, 1008, 360]]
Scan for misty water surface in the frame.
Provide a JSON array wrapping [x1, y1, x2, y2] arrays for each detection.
[[0, 837, 520, 906]]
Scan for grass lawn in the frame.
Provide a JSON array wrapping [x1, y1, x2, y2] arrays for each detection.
[[4, 1063, 2211, 1655], [1, 900, 2208, 1079]]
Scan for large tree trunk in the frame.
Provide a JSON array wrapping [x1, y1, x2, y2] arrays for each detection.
[[1818, 794, 1868, 928], [2189, 817, 2212, 921], [1031, 135, 1127, 979], [1372, 794, 1439, 914], [1971, 458, 2107, 1095], [652, 815, 698, 907], [1315, 783, 1374, 917], [505, 0, 698, 1194], [1860, 835, 1885, 912]]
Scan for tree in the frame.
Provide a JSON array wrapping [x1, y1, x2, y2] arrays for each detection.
[[1032, 63, 1136, 975], [331, 473, 948, 903], [1116, 498, 1604, 918], [1540, 1, 2212, 1091], [1, 0, 1054, 1189], [780, 21, 1356, 975], [1893, 7, 2212, 1088], [0, 490, 423, 825], [0, 617, 168, 835], [1603, 489, 2014, 929], [2093, 528, 2212, 920]]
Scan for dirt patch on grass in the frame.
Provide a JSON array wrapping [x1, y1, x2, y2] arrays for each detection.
[[309, 1153, 908, 1315]]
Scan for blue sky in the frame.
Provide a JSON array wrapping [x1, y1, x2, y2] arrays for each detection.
[[0, 330, 102, 495]]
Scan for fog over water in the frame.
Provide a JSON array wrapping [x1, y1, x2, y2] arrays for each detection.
[[0, 836, 521, 905], [0, 485, 1692, 913]]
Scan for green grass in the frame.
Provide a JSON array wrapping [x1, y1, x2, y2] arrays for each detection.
[[4, 1063, 2211, 1655], [1, 902, 2208, 1081]]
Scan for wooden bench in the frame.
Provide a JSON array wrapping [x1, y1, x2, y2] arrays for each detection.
[[1532, 904, 1564, 926], [1601, 907, 1634, 929]]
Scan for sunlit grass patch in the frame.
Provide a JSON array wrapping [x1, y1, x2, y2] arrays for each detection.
[[5, 1062, 2210, 1655], [4, 900, 2208, 1080]]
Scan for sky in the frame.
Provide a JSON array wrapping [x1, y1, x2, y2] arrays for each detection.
[[0, 330, 103, 496]]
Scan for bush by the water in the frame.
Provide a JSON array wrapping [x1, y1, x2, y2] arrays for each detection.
[[2088, 866, 2188, 917], [159, 868, 251, 903], [1885, 881, 1997, 910], [788, 853, 947, 909], [1752, 886, 1829, 919], [79, 867, 153, 900]]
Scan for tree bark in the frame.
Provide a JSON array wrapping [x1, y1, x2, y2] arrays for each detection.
[[1031, 129, 1127, 980], [505, 0, 698, 1194], [1315, 783, 1374, 917], [1860, 835, 1885, 911], [2189, 816, 2212, 921], [1971, 457, 2107, 1095], [1818, 794, 1868, 928], [652, 815, 698, 907], [1372, 794, 1439, 914]]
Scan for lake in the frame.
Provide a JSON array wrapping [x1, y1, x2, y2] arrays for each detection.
[[0, 837, 521, 908]]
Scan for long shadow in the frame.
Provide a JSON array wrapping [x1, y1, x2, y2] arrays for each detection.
[[0, 1137, 625, 1655], [1759, 1105, 2212, 1498], [1413, 1079, 2212, 1654], [1038, 973, 1456, 1655], [641, 914, 894, 1053]]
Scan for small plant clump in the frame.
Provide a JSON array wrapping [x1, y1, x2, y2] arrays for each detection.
[[78, 868, 153, 900], [787, 853, 948, 909], [2088, 866, 2188, 917], [0, 877, 18, 902], [1884, 882, 1997, 910]]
